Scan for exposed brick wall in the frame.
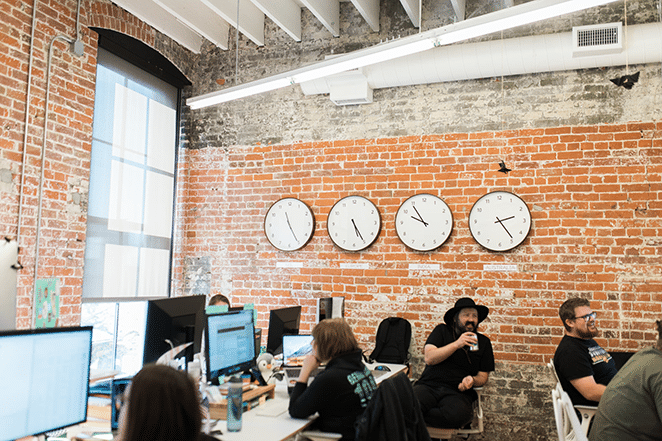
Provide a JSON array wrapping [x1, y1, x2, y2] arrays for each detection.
[[173, 122, 662, 440], [0, 0, 193, 328]]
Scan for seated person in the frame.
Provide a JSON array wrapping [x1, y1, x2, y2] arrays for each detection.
[[209, 294, 230, 307], [289, 318, 377, 441], [115, 364, 215, 441], [589, 319, 662, 441], [553, 298, 617, 406], [413, 297, 494, 428]]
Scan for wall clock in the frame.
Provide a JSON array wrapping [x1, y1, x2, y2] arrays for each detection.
[[327, 195, 381, 251], [468, 191, 532, 252], [264, 198, 315, 251], [395, 193, 453, 252]]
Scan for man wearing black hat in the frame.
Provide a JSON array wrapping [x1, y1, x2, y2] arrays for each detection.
[[413, 298, 495, 429]]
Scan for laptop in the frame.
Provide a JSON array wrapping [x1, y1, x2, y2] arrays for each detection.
[[282, 334, 324, 391]]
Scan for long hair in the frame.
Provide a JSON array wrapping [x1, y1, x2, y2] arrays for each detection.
[[657, 320, 662, 351], [121, 364, 202, 441], [312, 318, 359, 362]]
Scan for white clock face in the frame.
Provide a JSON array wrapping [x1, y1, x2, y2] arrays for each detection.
[[264, 198, 315, 251], [395, 194, 453, 252], [468, 191, 532, 252], [327, 196, 381, 251]]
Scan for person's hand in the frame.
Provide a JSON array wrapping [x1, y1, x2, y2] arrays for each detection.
[[458, 375, 474, 392], [455, 332, 478, 349], [297, 353, 321, 383]]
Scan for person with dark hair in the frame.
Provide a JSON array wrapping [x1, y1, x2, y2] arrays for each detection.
[[208, 294, 230, 307], [588, 320, 662, 441], [288, 318, 377, 440], [553, 297, 617, 406], [115, 364, 215, 441], [412, 297, 495, 429]]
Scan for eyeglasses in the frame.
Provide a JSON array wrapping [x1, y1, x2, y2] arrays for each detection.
[[574, 312, 597, 321]]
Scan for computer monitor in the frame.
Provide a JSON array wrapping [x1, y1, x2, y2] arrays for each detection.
[[205, 309, 256, 385], [266, 305, 301, 355], [0, 326, 93, 440], [143, 295, 206, 365]]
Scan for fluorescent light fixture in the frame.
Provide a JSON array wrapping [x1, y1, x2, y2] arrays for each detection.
[[187, 0, 620, 109]]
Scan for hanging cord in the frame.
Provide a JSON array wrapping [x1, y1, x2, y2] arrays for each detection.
[[235, 0, 240, 86], [624, 0, 629, 74]]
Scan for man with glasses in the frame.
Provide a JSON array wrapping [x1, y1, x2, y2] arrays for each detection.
[[553, 298, 617, 406]]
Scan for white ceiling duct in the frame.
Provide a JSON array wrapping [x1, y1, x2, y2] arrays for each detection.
[[299, 22, 662, 98]]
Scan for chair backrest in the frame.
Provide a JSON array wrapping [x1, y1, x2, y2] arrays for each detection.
[[548, 359, 561, 384], [551, 383, 588, 441], [369, 317, 411, 365]]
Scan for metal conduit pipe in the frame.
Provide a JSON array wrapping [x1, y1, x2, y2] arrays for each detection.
[[29, 0, 83, 326]]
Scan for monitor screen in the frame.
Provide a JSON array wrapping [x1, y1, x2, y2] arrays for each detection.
[[283, 334, 313, 367], [266, 305, 301, 355], [143, 295, 207, 365], [0, 326, 93, 440], [205, 309, 256, 384]]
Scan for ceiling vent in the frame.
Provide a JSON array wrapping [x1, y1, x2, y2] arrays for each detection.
[[573, 22, 623, 57], [328, 70, 373, 106]]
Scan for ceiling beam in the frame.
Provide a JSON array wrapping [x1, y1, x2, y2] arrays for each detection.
[[300, 0, 340, 37], [111, 0, 205, 53], [399, 0, 420, 28], [450, 0, 466, 21], [155, 0, 230, 50], [250, 0, 302, 42], [350, 0, 380, 32], [201, 0, 265, 47]]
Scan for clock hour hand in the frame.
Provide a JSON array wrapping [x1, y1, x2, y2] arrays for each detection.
[[351, 219, 364, 241], [285, 212, 298, 242], [411, 206, 429, 226], [494, 216, 513, 238]]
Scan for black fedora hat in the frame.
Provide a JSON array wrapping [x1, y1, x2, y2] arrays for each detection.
[[444, 298, 489, 325]]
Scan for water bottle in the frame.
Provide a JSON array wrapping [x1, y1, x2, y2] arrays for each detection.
[[227, 376, 243, 432]]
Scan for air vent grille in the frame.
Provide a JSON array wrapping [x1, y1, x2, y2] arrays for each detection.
[[572, 22, 623, 57]]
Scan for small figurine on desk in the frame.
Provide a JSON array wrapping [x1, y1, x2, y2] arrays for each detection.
[[256, 352, 283, 385]]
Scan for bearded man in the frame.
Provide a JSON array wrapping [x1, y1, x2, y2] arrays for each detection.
[[553, 297, 617, 406], [413, 298, 494, 429]]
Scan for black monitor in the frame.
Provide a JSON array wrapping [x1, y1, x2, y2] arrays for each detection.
[[205, 309, 256, 384], [0, 326, 92, 440], [143, 295, 206, 365], [266, 305, 301, 355]]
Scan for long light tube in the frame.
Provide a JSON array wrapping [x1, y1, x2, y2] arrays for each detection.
[[187, 0, 620, 109]]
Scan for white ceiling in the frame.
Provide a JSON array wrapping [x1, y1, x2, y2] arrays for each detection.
[[110, 0, 433, 53]]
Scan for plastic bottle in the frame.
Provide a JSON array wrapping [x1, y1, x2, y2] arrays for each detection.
[[227, 376, 243, 432]]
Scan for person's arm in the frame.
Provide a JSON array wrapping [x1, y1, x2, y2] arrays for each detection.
[[458, 371, 489, 392], [424, 332, 478, 366], [288, 354, 322, 419], [569, 376, 607, 402]]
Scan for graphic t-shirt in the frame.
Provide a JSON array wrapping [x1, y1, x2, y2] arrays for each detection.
[[554, 335, 617, 406]]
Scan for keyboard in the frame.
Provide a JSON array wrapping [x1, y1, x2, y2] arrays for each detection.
[[284, 367, 324, 379]]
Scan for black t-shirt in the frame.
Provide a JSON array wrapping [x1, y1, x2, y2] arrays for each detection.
[[553, 334, 617, 406], [417, 324, 495, 394]]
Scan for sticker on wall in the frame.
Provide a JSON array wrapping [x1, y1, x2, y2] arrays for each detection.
[[34, 278, 60, 328]]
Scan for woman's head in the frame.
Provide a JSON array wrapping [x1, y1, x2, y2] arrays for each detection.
[[121, 364, 201, 441], [312, 318, 359, 362]]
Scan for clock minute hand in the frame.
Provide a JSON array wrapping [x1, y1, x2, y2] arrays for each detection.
[[494, 216, 513, 238], [351, 219, 364, 241], [285, 212, 298, 241], [411, 206, 429, 226]]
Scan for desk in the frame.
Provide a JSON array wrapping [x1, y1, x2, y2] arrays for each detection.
[[365, 362, 408, 384], [210, 381, 314, 441], [209, 363, 407, 441]]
